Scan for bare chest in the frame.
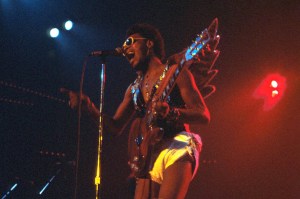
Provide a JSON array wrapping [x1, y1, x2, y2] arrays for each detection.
[[141, 75, 160, 103]]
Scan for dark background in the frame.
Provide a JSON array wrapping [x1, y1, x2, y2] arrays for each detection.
[[1, 0, 299, 198]]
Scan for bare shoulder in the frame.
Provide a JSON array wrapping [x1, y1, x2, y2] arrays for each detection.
[[119, 83, 134, 109], [176, 67, 198, 90]]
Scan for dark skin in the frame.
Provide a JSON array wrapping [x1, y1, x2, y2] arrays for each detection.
[[62, 33, 210, 198]]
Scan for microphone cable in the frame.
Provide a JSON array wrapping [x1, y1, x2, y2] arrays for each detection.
[[74, 56, 89, 199]]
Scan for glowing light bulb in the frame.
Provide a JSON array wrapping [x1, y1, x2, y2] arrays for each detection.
[[272, 90, 279, 97], [49, 28, 59, 38], [64, 20, 73, 30], [271, 80, 278, 88]]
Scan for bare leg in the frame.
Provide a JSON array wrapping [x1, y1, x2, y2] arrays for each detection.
[[155, 156, 193, 199]]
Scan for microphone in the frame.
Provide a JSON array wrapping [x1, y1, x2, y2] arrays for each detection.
[[89, 47, 124, 57]]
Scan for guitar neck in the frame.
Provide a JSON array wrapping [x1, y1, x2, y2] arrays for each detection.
[[151, 25, 214, 103], [156, 59, 186, 102]]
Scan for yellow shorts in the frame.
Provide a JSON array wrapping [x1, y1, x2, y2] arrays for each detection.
[[149, 131, 202, 184]]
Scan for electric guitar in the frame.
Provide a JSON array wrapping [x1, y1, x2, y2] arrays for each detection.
[[128, 19, 219, 177]]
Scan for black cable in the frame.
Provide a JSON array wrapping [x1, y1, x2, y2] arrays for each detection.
[[74, 56, 89, 199]]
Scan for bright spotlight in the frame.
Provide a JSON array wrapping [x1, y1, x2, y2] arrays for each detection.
[[64, 20, 73, 31], [253, 73, 287, 111], [270, 80, 278, 88], [49, 28, 60, 38], [272, 90, 279, 97]]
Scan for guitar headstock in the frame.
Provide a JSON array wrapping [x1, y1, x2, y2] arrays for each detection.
[[185, 18, 219, 62], [185, 29, 211, 62]]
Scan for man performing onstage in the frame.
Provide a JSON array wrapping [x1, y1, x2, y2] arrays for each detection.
[[62, 19, 220, 198]]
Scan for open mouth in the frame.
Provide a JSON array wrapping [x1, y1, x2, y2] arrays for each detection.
[[125, 52, 135, 62]]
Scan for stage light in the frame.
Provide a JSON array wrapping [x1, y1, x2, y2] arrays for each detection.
[[270, 80, 278, 88], [64, 20, 73, 31], [253, 73, 286, 111], [272, 90, 279, 97], [49, 28, 59, 38]]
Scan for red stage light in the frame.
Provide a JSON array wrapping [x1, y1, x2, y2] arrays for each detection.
[[271, 90, 279, 97], [270, 80, 278, 88], [253, 73, 286, 111]]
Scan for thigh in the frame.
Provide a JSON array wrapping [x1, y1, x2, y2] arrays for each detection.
[[158, 157, 193, 199], [135, 178, 150, 199]]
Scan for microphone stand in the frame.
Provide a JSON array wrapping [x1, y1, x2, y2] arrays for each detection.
[[95, 56, 106, 199]]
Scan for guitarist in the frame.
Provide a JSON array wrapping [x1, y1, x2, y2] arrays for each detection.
[[63, 23, 211, 199]]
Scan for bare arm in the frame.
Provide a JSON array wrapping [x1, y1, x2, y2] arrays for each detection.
[[61, 85, 135, 137], [154, 67, 210, 125], [176, 67, 210, 124], [103, 85, 135, 136]]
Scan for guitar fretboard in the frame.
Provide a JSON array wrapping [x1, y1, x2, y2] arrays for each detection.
[[160, 59, 185, 102]]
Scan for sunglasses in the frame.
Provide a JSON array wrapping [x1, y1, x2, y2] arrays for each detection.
[[122, 37, 147, 48]]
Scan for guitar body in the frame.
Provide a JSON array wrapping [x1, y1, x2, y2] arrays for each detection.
[[128, 116, 163, 177]]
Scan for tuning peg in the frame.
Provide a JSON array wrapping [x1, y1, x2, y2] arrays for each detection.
[[193, 54, 201, 62]]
